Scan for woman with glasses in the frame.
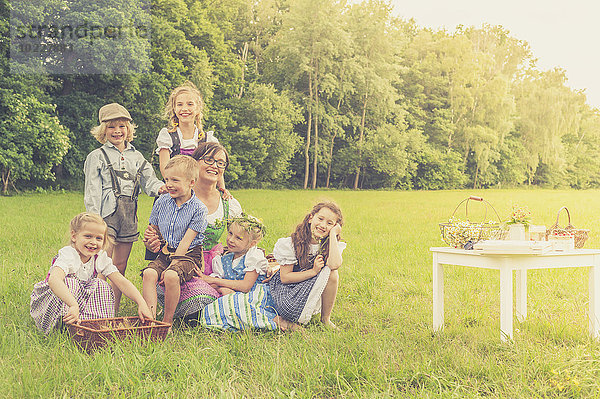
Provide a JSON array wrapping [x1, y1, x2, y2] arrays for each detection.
[[144, 142, 243, 323]]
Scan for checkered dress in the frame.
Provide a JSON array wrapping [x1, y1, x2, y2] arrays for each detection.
[[268, 267, 331, 324], [30, 256, 115, 335]]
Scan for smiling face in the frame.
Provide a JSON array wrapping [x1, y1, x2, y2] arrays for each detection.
[[226, 223, 254, 256], [105, 118, 129, 151], [71, 222, 106, 263], [308, 207, 339, 243], [163, 165, 195, 203], [197, 149, 226, 183], [174, 91, 200, 125]]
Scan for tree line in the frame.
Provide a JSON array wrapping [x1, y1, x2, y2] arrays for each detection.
[[2, 0, 599, 194]]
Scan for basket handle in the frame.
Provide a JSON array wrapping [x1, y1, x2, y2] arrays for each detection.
[[554, 206, 572, 227], [450, 196, 501, 223]]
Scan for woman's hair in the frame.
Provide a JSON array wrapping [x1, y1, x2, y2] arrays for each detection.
[[291, 202, 343, 271], [164, 81, 205, 133], [228, 214, 266, 243], [69, 212, 111, 250], [191, 142, 230, 169], [90, 118, 137, 144]]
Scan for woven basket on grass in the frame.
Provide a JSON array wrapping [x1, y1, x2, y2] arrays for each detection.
[[67, 316, 170, 352]]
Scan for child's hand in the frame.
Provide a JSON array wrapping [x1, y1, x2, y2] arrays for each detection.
[[63, 304, 80, 324], [143, 226, 161, 252], [158, 184, 168, 195], [218, 188, 233, 200], [312, 255, 325, 275], [158, 269, 168, 285], [137, 302, 153, 323], [330, 224, 342, 239], [262, 264, 280, 283], [200, 274, 219, 285]]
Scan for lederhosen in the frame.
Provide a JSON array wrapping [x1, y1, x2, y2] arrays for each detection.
[[145, 129, 207, 259], [100, 148, 147, 242]]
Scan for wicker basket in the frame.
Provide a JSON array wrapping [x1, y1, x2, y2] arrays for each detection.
[[439, 196, 502, 248], [546, 206, 589, 248], [67, 317, 170, 352]]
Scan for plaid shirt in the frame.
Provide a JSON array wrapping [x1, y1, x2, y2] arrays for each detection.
[[149, 191, 207, 250]]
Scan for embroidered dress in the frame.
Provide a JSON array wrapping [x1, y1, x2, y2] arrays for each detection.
[[268, 237, 347, 324], [30, 247, 117, 335], [200, 247, 277, 331], [156, 197, 242, 319]]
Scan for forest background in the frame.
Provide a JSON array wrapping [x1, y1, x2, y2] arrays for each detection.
[[2, 0, 599, 194]]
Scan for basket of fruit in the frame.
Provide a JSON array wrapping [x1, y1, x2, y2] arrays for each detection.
[[439, 196, 502, 248], [545, 206, 589, 248], [67, 317, 170, 352]]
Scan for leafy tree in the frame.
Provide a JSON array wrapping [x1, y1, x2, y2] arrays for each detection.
[[0, 90, 70, 193]]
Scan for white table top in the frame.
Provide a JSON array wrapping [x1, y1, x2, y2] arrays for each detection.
[[431, 247, 600, 257]]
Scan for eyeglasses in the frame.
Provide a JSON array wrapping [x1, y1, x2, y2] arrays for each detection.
[[200, 156, 228, 170]]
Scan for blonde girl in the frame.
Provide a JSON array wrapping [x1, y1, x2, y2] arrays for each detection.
[[30, 212, 152, 335], [155, 81, 227, 195], [201, 214, 269, 296], [200, 215, 282, 331]]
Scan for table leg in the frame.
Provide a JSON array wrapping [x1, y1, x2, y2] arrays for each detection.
[[589, 258, 600, 339], [499, 262, 513, 341], [433, 253, 444, 332], [515, 268, 527, 322]]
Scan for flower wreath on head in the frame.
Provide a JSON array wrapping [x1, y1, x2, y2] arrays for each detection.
[[214, 212, 267, 237]]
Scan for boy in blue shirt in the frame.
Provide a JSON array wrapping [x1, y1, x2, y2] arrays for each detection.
[[141, 155, 207, 325]]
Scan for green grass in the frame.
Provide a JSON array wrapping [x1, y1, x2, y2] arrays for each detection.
[[3, 189, 600, 397]]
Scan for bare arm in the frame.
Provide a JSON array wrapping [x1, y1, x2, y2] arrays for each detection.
[[279, 258, 324, 284], [107, 272, 153, 321], [202, 271, 259, 293], [47, 267, 80, 323], [326, 224, 343, 270], [158, 148, 170, 178], [174, 228, 198, 256]]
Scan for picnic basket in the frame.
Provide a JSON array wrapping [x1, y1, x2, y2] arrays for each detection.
[[67, 317, 170, 352], [545, 206, 589, 248], [439, 196, 502, 248]]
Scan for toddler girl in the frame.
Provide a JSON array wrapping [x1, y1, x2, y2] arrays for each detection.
[[200, 215, 279, 331], [268, 201, 345, 329], [30, 212, 152, 335], [84, 103, 165, 312], [201, 214, 268, 296]]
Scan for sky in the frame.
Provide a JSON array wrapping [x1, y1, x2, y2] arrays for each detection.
[[389, 0, 600, 109]]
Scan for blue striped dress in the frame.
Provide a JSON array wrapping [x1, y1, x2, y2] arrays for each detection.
[[200, 249, 278, 331]]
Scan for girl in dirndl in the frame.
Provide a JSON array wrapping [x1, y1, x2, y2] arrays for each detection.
[[199, 215, 279, 331], [30, 213, 152, 335], [268, 202, 345, 330]]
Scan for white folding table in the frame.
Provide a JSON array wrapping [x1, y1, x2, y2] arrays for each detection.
[[430, 247, 600, 341]]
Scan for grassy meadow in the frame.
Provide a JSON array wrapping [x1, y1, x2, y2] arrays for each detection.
[[3, 189, 600, 397]]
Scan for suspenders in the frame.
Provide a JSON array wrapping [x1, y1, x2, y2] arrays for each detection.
[[99, 147, 147, 201], [168, 129, 207, 158]]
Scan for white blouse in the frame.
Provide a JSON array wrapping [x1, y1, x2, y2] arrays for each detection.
[[211, 246, 269, 277], [51, 246, 119, 281], [155, 127, 218, 154], [272, 237, 347, 266], [206, 197, 243, 225]]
